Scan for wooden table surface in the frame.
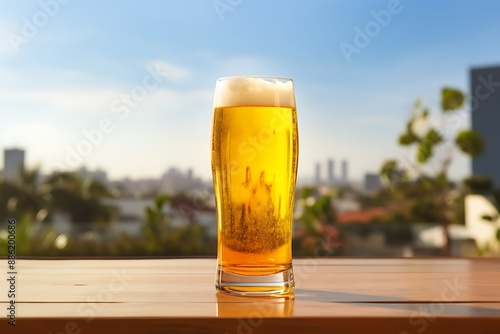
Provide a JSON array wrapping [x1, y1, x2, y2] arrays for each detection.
[[1, 258, 499, 333]]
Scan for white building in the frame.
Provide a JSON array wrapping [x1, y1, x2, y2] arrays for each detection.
[[465, 194, 500, 254], [415, 194, 500, 256]]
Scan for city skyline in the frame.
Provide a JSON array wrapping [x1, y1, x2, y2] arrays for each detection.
[[1, 146, 366, 185], [3, 146, 387, 193], [2, 1, 500, 181]]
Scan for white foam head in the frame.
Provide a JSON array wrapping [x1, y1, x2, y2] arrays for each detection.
[[214, 76, 295, 108]]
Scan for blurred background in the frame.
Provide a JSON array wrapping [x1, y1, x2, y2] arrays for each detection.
[[1, 0, 499, 257]]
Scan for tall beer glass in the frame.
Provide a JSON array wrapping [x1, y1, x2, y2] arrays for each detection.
[[211, 76, 298, 296]]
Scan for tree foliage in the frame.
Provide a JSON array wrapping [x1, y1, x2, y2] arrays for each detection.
[[441, 87, 465, 111], [379, 87, 486, 255], [0, 169, 116, 228], [456, 130, 485, 156], [141, 194, 215, 255], [293, 187, 340, 256]]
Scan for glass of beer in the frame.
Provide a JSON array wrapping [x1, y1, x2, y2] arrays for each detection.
[[211, 76, 298, 296]]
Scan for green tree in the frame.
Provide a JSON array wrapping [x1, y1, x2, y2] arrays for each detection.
[[293, 187, 339, 256], [0, 168, 117, 233], [45, 172, 117, 232], [374, 167, 446, 224], [142, 194, 215, 256], [0, 167, 119, 257], [381, 87, 485, 255], [0, 167, 50, 222], [143, 194, 171, 253]]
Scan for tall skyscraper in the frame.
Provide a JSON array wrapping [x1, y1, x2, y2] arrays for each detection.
[[327, 159, 335, 185], [315, 162, 321, 184], [341, 160, 348, 185], [471, 66, 500, 186], [364, 173, 382, 193], [4, 148, 25, 183]]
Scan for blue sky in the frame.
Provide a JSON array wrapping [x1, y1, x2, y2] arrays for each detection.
[[1, 0, 500, 182]]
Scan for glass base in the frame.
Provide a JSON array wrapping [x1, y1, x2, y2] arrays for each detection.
[[216, 265, 294, 296]]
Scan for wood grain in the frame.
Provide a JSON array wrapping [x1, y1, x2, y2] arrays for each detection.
[[0, 258, 499, 333]]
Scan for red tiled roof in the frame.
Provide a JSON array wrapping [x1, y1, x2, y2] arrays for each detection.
[[336, 207, 386, 224]]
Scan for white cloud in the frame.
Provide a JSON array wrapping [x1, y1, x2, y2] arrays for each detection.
[[0, 38, 14, 56], [140, 87, 212, 114], [6, 89, 121, 113], [0, 64, 124, 93], [148, 60, 192, 82], [0, 66, 10, 80]]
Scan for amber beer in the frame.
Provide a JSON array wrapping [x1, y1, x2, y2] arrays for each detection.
[[211, 76, 298, 295]]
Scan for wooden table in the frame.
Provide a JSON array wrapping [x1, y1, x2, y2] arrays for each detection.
[[1, 258, 499, 333]]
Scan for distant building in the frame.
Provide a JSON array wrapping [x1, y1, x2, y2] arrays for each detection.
[[161, 167, 203, 193], [315, 162, 321, 185], [327, 159, 335, 185], [341, 160, 348, 185], [109, 167, 206, 197], [364, 173, 382, 193], [4, 148, 25, 182], [79, 167, 108, 184], [471, 66, 500, 187], [111, 177, 160, 197]]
